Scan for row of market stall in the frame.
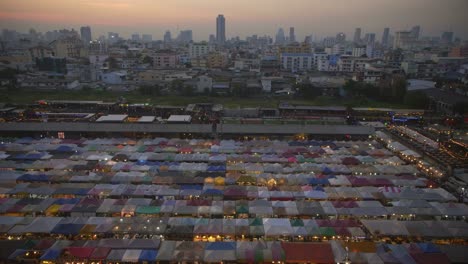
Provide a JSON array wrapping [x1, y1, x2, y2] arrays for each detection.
[[0, 196, 465, 217], [1, 216, 467, 239], [4, 238, 466, 263]]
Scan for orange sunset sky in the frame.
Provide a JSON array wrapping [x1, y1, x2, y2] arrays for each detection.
[[1, 0, 467, 41]]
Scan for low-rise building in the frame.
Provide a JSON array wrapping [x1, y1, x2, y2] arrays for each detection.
[[152, 51, 179, 68], [189, 42, 213, 58], [100, 71, 127, 84], [207, 52, 228, 69], [280, 53, 314, 72]]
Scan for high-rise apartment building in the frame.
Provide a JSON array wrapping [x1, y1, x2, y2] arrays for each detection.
[[142, 34, 152, 42], [216, 14, 226, 44], [80, 26, 92, 45], [164, 31, 172, 43], [364, 33, 375, 44], [276, 28, 285, 44], [393, 31, 412, 49], [131, 33, 140, 41], [178, 30, 192, 43], [411, 25, 421, 39], [353, 28, 361, 43], [289, 27, 296, 43], [382, 28, 390, 47], [441, 31, 454, 44], [336, 32, 346, 43]]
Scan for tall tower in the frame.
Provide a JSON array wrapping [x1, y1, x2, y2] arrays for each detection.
[[382, 28, 390, 47], [164, 31, 172, 43], [80, 26, 92, 45], [353, 28, 361, 43], [276, 28, 285, 44], [216, 14, 226, 44], [289, 27, 295, 43], [411, 25, 421, 39]]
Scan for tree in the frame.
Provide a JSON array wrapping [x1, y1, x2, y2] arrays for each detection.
[[182, 85, 194, 96], [81, 85, 92, 92], [169, 80, 184, 94], [297, 83, 322, 99], [453, 102, 468, 116], [142, 56, 153, 66], [391, 75, 407, 100], [138, 85, 160, 96], [105, 57, 118, 70], [0, 68, 19, 79], [403, 91, 430, 109]]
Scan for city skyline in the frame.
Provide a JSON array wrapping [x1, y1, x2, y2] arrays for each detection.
[[1, 0, 467, 41]]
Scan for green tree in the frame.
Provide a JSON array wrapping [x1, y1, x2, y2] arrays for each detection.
[[142, 56, 153, 66], [298, 83, 322, 99], [403, 91, 430, 109], [0, 68, 19, 79], [138, 85, 160, 96], [105, 57, 119, 70], [453, 102, 468, 115], [182, 85, 194, 96], [391, 75, 407, 100], [81, 85, 92, 92]]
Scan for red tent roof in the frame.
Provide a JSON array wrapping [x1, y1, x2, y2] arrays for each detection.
[[410, 253, 451, 264], [282, 242, 334, 263], [66, 247, 95, 259]]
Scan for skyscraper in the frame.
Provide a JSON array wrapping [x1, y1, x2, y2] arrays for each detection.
[[411, 25, 421, 39], [382, 28, 390, 47], [364, 33, 375, 44], [209, 34, 216, 44], [275, 28, 285, 44], [131, 33, 140, 41], [216, 14, 226, 44], [353, 28, 361, 43], [164, 31, 172, 43], [80, 26, 92, 44], [441, 31, 453, 44], [142, 34, 152, 42], [289, 27, 296, 43], [178, 30, 192, 43], [336, 32, 346, 43], [393, 31, 412, 49]]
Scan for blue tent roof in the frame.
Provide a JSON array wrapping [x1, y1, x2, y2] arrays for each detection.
[[51, 223, 84, 235], [55, 145, 74, 152], [322, 167, 333, 175], [202, 189, 223, 196], [308, 178, 329, 185], [54, 198, 80, 205], [139, 249, 158, 261], [16, 137, 34, 144], [180, 185, 203, 190], [40, 248, 61, 260], [205, 242, 236, 250], [24, 153, 44, 160], [8, 249, 27, 260], [314, 186, 325, 192], [207, 165, 226, 172], [417, 242, 441, 253], [18, 174, 50, 182]]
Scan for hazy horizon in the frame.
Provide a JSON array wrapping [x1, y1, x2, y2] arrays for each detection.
[[1, 0, 467, 41]]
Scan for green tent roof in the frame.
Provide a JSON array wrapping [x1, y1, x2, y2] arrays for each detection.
[[136, 206, 160, 214], [319, 227, 336, 236]]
